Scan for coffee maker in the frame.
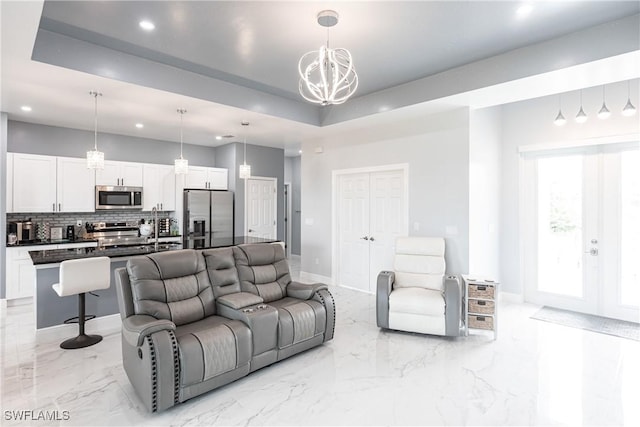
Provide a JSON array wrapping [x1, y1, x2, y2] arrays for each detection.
[[7, 220, 35, 243]]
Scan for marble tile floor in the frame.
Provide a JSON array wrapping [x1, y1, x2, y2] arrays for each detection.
[[1, 269, 639, 426]]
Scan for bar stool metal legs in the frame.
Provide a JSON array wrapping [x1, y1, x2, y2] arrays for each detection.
[[60, 292, 103, 350]]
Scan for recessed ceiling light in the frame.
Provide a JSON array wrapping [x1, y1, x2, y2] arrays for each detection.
[[139, 20, 155, 31], [516, 4, 533, 19], [215, 136, 222, 140], [21, 106, 32, 112], [135, 123, 144, 129], [298, 150, 303, 154]]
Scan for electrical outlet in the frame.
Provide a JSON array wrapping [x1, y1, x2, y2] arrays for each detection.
[[76, 220, 83, 227]]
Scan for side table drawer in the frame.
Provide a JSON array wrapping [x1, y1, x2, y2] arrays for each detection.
[[468, 314, 494, 330], [468, 284, 495, 299], [468, 299, 495, 314]]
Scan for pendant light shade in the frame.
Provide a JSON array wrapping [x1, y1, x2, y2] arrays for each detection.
[[298, 10, 358, 106], [575, 90, 587, 123], [87, 91, 105, 169], [553, 94, 566, 126], [622, 80, 637, 117], [597, 85, 610, 119], [239, 121, 251, 179], [174, 109, 189, 174]]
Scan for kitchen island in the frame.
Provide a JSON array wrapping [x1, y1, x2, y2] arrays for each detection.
[[30, 236, 277, 329]]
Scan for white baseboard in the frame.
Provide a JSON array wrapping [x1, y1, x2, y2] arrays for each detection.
[[36, 313, 121, 338], [299, 271, 334, 286], [499, 291, 524, 303]]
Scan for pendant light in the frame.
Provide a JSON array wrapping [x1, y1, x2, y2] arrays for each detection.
[[597, 85, 610, 119], [553, 93, 566, 126], [622, 80, 637, 116], [174, 109, 188, 174], [239, 121, 251, 179], [575, 89, 587, 123], [87, 91, 105, 169]]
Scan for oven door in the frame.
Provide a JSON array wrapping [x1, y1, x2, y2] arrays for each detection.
[[95, 186, 143, 210]]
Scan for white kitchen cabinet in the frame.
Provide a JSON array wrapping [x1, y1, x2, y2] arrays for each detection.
[[6, 153, 13, 213], [12, 153, 57, 213], [56, 157, 96, 212], [185, 166, 228, 190], [11, 154, 95, 213], [143, 163, 176, 211], [96, 161, 143, 187], [5, 242, 98, 301]]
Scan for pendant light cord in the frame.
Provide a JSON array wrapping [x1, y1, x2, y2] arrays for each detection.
[[177, 108, 186, 159], [90, 91, 101, 151]]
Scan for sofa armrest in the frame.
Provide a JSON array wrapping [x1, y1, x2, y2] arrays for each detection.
[[376, 271, 395, 329], [122, 315, 176, 347], [217, 292, 264, 310], [444, 275, 462, 336], [286, 282, 328, 300]]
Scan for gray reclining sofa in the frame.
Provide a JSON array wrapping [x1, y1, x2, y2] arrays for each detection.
[[115, 243, 335, 412]]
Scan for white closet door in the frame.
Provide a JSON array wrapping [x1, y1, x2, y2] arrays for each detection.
[[336, 168, 407, 293]]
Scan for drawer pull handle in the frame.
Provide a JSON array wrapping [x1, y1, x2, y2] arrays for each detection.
[[477, 316, 486, 321], [477, 286, 487, 291], [478, 301, 486, 305]]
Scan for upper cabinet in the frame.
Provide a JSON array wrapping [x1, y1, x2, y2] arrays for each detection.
[[11, 153, 96, 213], [143, 164, 176, 211], [185, 166, 228, 190], [6, 153, 13, 213], [95, 161, 143, 187]]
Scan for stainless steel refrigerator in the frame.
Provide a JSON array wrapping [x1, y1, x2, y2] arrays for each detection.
[[183, 190, 234, 248]]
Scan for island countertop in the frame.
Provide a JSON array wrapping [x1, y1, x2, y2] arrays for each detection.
[[29, 236, 277, 265]]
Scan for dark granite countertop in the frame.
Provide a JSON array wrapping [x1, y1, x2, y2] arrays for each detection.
[[29, 236, 278, 265], [7, 238, 99, 247]]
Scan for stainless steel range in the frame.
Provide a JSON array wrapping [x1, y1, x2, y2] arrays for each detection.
[[85, 222, 148, 247]]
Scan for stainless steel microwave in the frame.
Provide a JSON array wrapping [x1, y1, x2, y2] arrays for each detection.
[[95, 186, 143, 210]]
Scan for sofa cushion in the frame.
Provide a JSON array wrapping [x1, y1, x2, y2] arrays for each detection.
[[268, 297, 326, 348], [126, 250, 214, 326], [202, 247, 242, 298], [233, 244, 291, 303], [174, 316, 251, 387], [389, 287, 444, 316]]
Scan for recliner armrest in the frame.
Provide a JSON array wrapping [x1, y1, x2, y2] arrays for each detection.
[[286, 282, 328, 300], [376, 271, 395, 329], [122, 315, 176, 347], [217, 292, 264, 310], [443, 274, 462, 336]]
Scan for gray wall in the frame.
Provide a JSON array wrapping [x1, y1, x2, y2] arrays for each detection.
[[8, 120, 216, 166], [217, 142, 285, 241], [1, 113, 7, 299], [301, 108, 471, 279]]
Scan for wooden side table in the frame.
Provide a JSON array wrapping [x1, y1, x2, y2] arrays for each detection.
[[462, 275, 498, 340]]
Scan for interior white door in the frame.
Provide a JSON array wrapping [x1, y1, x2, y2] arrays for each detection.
[[336, 168, 407, 293], [523, 144, 640, 322], [337, 173, 371, 292], [246, 177, 277, 239]]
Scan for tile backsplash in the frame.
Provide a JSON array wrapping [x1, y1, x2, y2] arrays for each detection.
[[7, 210, 175, 239]]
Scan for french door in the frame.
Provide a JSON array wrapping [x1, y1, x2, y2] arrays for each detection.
[[335, 167, 407, 293], [523, 144, 640, 322]]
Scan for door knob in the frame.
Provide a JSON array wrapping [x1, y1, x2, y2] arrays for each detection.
[[360, 236, 369, 240], [591, 239, 598, 244], [369, 237, 375, 242], [585, 248, 598, 256], [248, 229, 254, 232]]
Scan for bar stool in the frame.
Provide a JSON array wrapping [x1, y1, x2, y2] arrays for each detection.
[[52, 257, 111, 349]]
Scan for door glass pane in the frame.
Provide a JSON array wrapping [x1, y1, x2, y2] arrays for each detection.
[[537, 156, 583, 297], [620, 150, 640, 306]]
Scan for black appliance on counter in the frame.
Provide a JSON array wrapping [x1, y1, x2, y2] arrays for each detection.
[[66, 225, 76, 241], [7, 220, 35, 243], [183, 190, 234, 249]]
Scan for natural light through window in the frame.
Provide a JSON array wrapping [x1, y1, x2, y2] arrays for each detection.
[[537, 156, 583, 297], [620, 149, 640, 307]]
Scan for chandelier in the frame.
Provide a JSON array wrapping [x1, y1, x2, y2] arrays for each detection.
[[298, 10, 358, 106]]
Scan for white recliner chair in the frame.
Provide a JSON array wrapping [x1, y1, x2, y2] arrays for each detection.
[[376, 237, 462, 336]]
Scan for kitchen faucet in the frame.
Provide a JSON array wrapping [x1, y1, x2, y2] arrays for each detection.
[[152, 206, 159, 251]]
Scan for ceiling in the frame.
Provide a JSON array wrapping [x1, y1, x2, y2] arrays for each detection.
[[1, 1, 639, 156]]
